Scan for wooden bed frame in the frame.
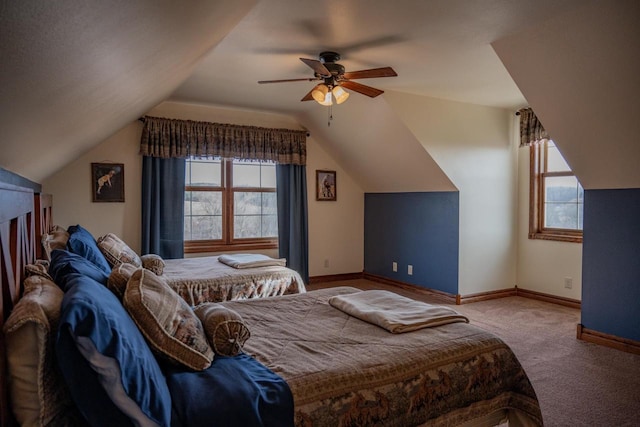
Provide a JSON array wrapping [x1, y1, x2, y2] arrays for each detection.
[[0, 182, 53, 427]]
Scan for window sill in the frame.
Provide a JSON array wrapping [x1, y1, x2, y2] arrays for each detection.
[[528, 232, 582, 244]]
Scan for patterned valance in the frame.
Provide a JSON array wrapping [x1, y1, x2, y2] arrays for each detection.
[[518, 107, 550, 147], [140, 116, 307, 165]]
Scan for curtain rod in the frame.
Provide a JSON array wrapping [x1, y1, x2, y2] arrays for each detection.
[[138, 117, 310, 137]]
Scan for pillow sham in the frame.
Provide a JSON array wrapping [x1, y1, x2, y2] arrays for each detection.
[[141, 253, 165, 276], [24, 259, 53, 281], [3, 275, 78, 426], [124, 269, 213, 371], [97, 233, 142, 268], [67, 225, 111, 274], [57, 274, 172, 427], [107, 262, 140, 300], [194, 303, 251, 357], [41, 225, 69, 261], [49, 249, 109, 290]]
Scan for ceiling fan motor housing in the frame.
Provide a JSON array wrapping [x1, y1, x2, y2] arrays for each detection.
[[319, 51, 341, 63]]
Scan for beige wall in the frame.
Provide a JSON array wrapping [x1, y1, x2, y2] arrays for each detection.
[[515, 147, 583, 299], [42, 123, 143, 251], [42, 100, 364, 277], [384, 91, 517, 295], [306, 138, 364, 277]]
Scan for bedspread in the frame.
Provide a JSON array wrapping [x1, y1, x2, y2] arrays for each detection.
[[162, 256, 305, 306], [223, 287, 543, 427]]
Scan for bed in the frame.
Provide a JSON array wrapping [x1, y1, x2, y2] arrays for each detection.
[[162, 255, 306, 306], [0, 182, 543, 427], [40, 227, 306, 305]]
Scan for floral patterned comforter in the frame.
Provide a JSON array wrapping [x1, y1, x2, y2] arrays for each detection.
[[162, 256, 305, 306], [224, 287, 543, 427]]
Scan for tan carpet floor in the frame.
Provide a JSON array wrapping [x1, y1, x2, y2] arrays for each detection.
[[308, 279, 640, 427]]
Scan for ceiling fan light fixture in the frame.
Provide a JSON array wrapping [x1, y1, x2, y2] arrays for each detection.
[[320, 91, 333, 106], [311, 84, 329, 103], [332, 85, 349, 104]]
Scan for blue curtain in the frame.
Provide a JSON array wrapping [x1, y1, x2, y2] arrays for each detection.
[[276, 164, 309, 284], [141, 156, 185, 259]]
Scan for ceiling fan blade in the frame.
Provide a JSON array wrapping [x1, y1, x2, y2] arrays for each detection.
[[340, 80, 385, 98], [258, 78, 319, 84], [342, 67, 397, 80], [301, 89, 315, 102], [300, 58, 331, 77]]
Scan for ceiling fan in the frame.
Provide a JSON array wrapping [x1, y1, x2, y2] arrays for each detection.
[[258, 51, 397, 106]]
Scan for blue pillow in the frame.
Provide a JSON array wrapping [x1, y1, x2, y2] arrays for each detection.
[[49, 249, 109, 290], [56, 275, 172, 427], [67, 225, 111, 274]]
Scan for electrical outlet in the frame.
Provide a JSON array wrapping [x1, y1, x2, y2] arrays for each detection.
[[392, 262, 398, 272], [324, 259, 329, 268], [408, 265, 413, 275], [564, 277, 573, 289]]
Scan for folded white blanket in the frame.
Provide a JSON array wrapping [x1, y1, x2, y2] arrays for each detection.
[[328, 290, 469, 333], [218, 254, 287, 269]]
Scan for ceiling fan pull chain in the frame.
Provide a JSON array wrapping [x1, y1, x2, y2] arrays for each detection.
[[328, 104, 333, 127]]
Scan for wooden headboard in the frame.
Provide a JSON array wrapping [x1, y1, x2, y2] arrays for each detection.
[[0, 182, 53, 426]]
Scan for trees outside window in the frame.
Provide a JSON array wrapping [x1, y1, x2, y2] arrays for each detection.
[[184, 157, 277, 253]]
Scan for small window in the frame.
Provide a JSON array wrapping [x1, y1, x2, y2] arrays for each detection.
[[184, 158, 278, 253], [529, 141, 583, 243]]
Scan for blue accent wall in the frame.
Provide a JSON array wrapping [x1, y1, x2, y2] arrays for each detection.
[[582, 188, 640, 342], [364, 192, 459, 295]]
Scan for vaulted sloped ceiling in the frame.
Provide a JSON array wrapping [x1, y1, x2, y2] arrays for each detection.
[[2, 0, 616, 191], [0, 0, 256, 183], [296, 95, 456, 193], [492, 0, 640, 189]]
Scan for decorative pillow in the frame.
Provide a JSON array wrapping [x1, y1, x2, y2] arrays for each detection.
[[107, 262, 140, 300], [97, 233, 142, 268], [41, 226, 70, 261], [24, 260, 53, 281], [67, 225, 111, 274], [3, 275, 77, 426], [49, 249, 109, 290], [141, 254, 165, 276], [57, 274, 172, 427], [194, 303, 251, 357], [124, 269, 213, 370]]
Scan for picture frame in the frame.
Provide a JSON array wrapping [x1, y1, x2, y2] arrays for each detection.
[[91, 163, 125, 202], [316, 170, 336, 201]]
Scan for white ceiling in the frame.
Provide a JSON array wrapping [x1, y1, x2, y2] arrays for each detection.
[[0, 0, 591, 184], [171, 0, 584, 113]]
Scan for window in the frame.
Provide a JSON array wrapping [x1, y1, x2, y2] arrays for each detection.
[[529, 140, 583, 243], [184, 157, 278, 253]]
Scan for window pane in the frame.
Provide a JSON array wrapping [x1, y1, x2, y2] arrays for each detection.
[[233, 161, 261, 187], [262, 215, 278, 237], [544, 176, 583, 230], [545, 203, 580, 229], [547, 142, 571, 172], [235, 191, 262, 215], [233, 160, 276, 188], [186, 158, 221, 187], [545, 176, 580, 202], [184, 191, 222, 240], [263, 192, 277, 214], [190, 215, 222, 240], [261, 164, 276, 187], [234, 215, 261, 238], [233, 191, 278, 238]]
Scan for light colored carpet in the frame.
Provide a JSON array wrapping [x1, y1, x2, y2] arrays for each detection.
[[308, 279, 640, 427]]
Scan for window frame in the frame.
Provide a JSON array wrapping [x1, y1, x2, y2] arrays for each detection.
[[184, 158, 278, 254], [529, 141, 583, 243]]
